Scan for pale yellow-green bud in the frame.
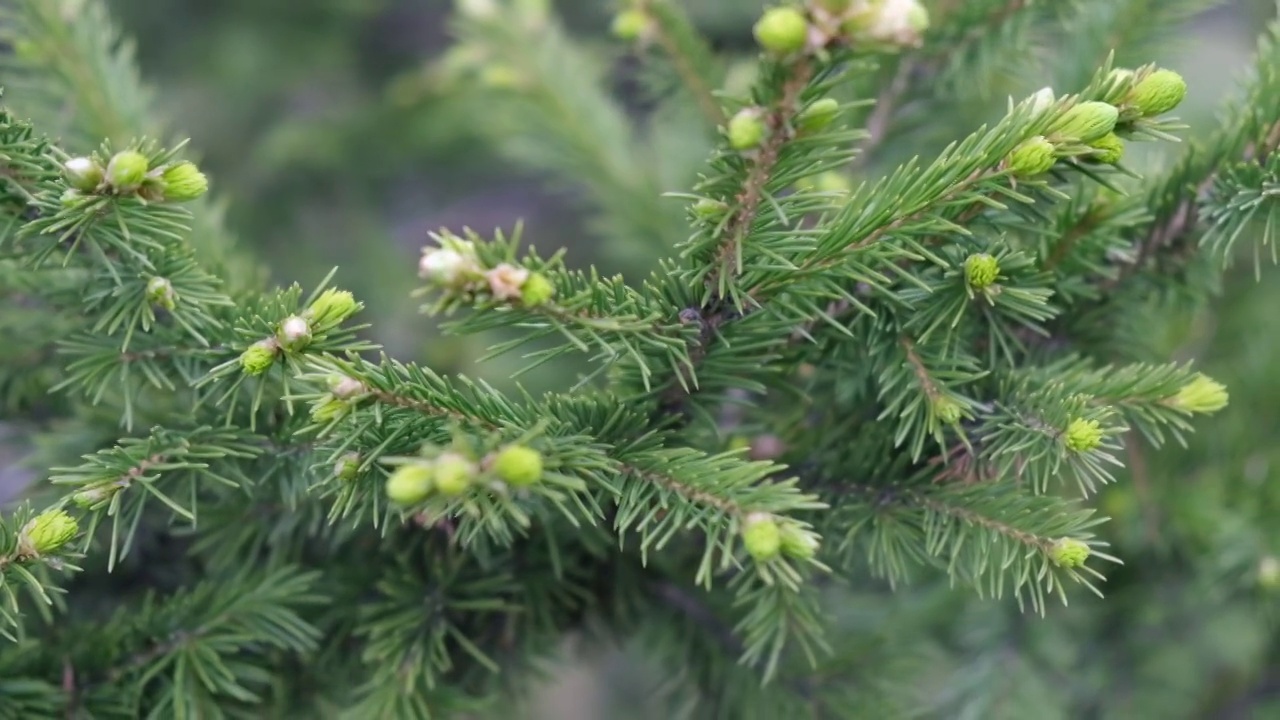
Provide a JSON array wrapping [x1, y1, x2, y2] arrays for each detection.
[[159, 161, 209, 202], [693, 198, 729, 218], [1088, 133, 1125, 165], [72, 485, 118, 508], [145, 276, 177, 311], [386, 463, 434, 505], [778, 523, 820, 560], [753, 7, 809, 54], [1007, 136, 1057, 177], [277, 315, 312, 351], [520, 272, 555, 307], [310, 395, 352, 423], [106, 151, 149, 191], [1050, 102, 1119, 143], [932, 396, 963, 425], [239, 339, 278, 376], [611, 9, 650, 41], [306, 288, 359, 328], [335, 453, 361, 481], [1258, 556, 1280, 590], [433, 452, 478, 496], [492, 444, 544, 487], [18, 510, 79, 556], [742, 512, 782, 561], [1048, 538, 1090, 568], [1064, 418, 1104, 452], [797, 98, 840, 132], [1166, 374, 1229, 414], [63, 157, 103, 192], [727, 109, 767, 151], [965, 253, 1000, 290], [1127, 69, 1187, 117]]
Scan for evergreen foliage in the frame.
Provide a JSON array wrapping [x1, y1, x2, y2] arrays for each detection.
[[1, 0, 1278, 717]]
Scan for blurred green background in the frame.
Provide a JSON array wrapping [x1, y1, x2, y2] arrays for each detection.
[[94, 0, 1280, 717]]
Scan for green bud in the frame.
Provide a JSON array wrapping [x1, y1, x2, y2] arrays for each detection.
[[145, 276, 177, 311], [433, 452, 478, 496], [310, 395, 351, 423], [306, 288, 359, 328], [335, 453, 361, 481], [72, 486, 117, 508], [105, 150, 149, 191], [277, 315, 312, 351], [778, 523, 819, 560], [797, 98, 840, 132], [932, 396, 963, 425], [239, 339, 278, 376], [493, 444, 544, 487], [964, 253, 1000, 290], [693, 198, 729, 217], [327, 374, 365, 400], [1007, 136, 1057, 177], [386, 463, 435, 505], [61, 189, 86, 207], [753, 7, 809, 55], [1048, 538, 1090, 568], [63, 157, 103, 192], [727, 109, 767, 151], [18, 510, 79, 556], [1127, 69, 1186, 117], [1088, 133, 1125, 165], [1258, 556, 1280, 590], [742, 512, 782, 561], [1166, 374, 1229, 414], [479, 65, 523, 90], [611, 9, 650, 41], [1050, 101, 1119, 143], [1064, 418, 1104, 452], [849, 0, 930, 47], [520, 272, 555, 307], [159, 161, 208, 202]]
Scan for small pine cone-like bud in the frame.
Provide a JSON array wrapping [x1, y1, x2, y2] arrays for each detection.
[[433, 452, 478, 496], [1166, 374, 1229, 414], [1026, 86, 1057, 114], [419, 247, 480, 287], [72, 485, 117, 508], [1049, 102, 1119, 143], [310, 396, 351, 423], [848, 0, 929, 47], [335, 453, 361, 481], [63, 157, 104, 192], [1064, 418, 1104, 452], [159, 161, 209, 202], [520, 272, 555, 307], [106, 150, 149, 191], [693, 198, 729, 218], [742, 513, 782, 561], [932, 396, 963, 425], [277, 315, 312, 351], [61, 189, 87, 207], [239, 339, 279, 376], [1048, 538, 1091, 568], [797, 98, 840, 132], [492, 444, 544, 487], [145, 276, 177, 311], [964, 253, 1000, 290], [727, 109, 766, 151], [328, 374, 366, 400], [1127, 69, 1186, 117], [18, 510, 79, 556], [1087, 133, 1125, 165], [778, 522, 820, 560], [1007, 136, 1057, 177], [486, 263, 531, 301], [611, 9, 650, 41], [306, 288, 359, 328], [386, 463, 435, 505], [753, 7, 809, 54]]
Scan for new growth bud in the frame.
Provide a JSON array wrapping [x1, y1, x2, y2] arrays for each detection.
[[778, 522, 820, 560], [797, 97, 840, 132], [1007, 136, 1057, 177], [63, 157, 103, 192], [727, 109, 766, 150], [306, 289, 359, 328], [611, 9, 650, 41], [420, 238, 482, 288], [753, 7, 809, 55], [847, 0, 929, 48], [18, 510, 79, 556], [965, 253, 1000, 290], [433, 452, 478, 496], [520, 272, 555, 307], [1088, 133, 1125, 165], [1127, 69, 1186, 117], [1050, 102, 1119, 143], [335, 453, 361, 481], [239, 339, 279, 376], [1048, 538, 1091, 568], [106, 150, 149, 192], [492, 444, 544, 487], [1064, 418, 1104, 452], [1166, 374, 1229, 414], [145, 276, 177, 311], [386, 464, 434, 505], [932, 396, 963, 425], [486, 263, 531, 301], [159, 161, 209, 202], [742, 512, 782, 561], [277, 316, 312, 351]]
